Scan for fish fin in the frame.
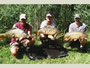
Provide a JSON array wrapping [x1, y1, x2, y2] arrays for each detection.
[[74, 39, 77, 41], [0, 33, 6, 40], [0, 38, 4, 40], [0, 33, 6, 37], [16, 38, 19, 41], [7, 36, 10, 39], [36, 32, 40, 38]]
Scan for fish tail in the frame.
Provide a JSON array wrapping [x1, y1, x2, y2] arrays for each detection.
[[0, 33, 10, 40], [36, 32, 40, 38], [0, 33, 6, 40]]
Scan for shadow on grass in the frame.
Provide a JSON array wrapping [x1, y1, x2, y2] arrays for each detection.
[[66, 48, 86, 53], [25, 41, 68, 60], [64, 40, 90, 54], [12, 43, 68, 60], [15, 47, 25, 59], [0, 38, 11, 47], [86, 41, 90, 53], [0, 37, 68, 60]]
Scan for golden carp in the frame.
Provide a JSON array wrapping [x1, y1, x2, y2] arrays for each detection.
[[0, 28, 28, 40], [36, 27, 61, 37], [64, 32, 88, 45]]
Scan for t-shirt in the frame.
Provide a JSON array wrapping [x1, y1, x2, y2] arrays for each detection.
[[11, 22, 32, 43], [69, 22, 87, 33], [15, 23, 31, 33], [40, 20, 55, 29]]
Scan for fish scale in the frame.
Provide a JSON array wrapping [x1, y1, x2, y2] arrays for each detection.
[[0, 28, 28, 40], [64, 32, 88, 45], [36, 27, 61, 37]]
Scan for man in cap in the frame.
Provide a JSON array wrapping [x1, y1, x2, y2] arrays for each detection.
[[10, 14, 35, 58], [40, 13, 56, 45], [66, 14, 87, 52], [69, 14, 86, 33]]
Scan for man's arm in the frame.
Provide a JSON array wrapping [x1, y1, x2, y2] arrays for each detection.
[[84, 27, 87, 34], [69, 24, 73, 32], [28, 26, 32, 37], [68, 24, 74, 42], [12, 24, 16, 29], [52, 22, 56, 28], [83, 23, 87, 34], [40, 20, 46, 29]]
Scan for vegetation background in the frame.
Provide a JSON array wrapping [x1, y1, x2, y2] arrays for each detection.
[[0, 4, 90, 64]]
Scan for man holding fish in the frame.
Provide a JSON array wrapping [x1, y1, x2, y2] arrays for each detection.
[[66, 14, 87, 52], [10, 14, 35, 56], [40, 13, 56, 45]]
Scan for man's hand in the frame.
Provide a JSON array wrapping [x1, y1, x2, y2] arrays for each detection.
[[19, 37, 24, 41], [48, 35, 56, 40], [12, 34, 15, 38], [40, 34, 45, 38], [40, 34, 46, 39], [65, 37, 73, 42], [27, 36, 32, 40], [80, 36, 85, 40], [79, 36, 87, 43]]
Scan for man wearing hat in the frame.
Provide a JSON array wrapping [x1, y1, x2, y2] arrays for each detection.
[[10, 14, 35, 58], [66, 14, 87, 52], [69, 14, 86, 33], [40, 13, 56, 45]]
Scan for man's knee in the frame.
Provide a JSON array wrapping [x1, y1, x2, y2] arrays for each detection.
[[31, 38, 35, 43], [40, 34, 45, 38], [23, 38, 35, 47], [10, 42, 19, 56]]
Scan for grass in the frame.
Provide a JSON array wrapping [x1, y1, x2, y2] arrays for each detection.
[[0, 31, 90, 64]]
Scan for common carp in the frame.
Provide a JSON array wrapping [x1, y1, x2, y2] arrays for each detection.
[[64, 32, 88, 45], [0, 28, 28, 40], [36, 27, 62, 38]]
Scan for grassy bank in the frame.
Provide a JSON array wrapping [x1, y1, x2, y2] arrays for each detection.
[[0, 32, 90, 64]]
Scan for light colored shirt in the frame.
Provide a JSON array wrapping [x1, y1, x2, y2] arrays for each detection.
[[40, 20, 55, 29], [69, 22, 87, 33]]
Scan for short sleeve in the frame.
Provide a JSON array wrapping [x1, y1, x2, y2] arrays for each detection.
[[15, 23, 19, 28], [83, 23, 87, 33], [40, 20, 46, 29], [51, 22, 55, 28], [69, 24, 73, 32]]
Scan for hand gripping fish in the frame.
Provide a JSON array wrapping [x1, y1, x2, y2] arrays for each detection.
[[36, 27, 62, 39], [64, 32, 88, 45]]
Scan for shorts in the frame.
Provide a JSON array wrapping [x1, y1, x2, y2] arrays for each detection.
[[10, 39, 29, 52]]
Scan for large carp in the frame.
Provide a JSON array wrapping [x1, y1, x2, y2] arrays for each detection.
[[64, 32, 88, 45], [36, 27, 62, 38], [0, 28, 28, 40]]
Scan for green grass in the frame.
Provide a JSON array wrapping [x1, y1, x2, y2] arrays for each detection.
[[0, 32, 90, 64]]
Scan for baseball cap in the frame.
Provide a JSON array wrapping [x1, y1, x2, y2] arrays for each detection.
[[74, 14, 81, 18], [20, 14, 26, 21], [46, 13, 52, 17]]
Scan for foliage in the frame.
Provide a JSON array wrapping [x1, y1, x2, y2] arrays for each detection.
[[0, 4, 90, 33], [0, 31, 90, 64], [0, 4, 90, 64]]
